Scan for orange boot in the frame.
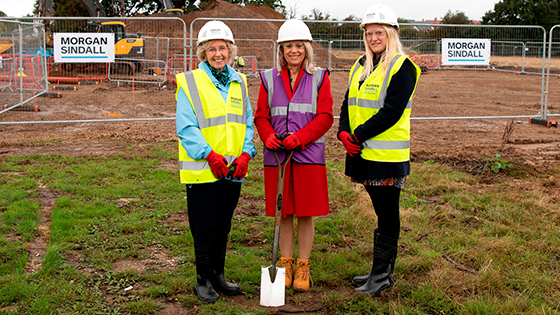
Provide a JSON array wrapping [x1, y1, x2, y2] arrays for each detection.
[[279, 257, 294, 289], [293, 258, 312, 292]]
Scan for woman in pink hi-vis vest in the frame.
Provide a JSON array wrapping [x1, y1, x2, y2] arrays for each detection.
[[254, 19, 334, 293]]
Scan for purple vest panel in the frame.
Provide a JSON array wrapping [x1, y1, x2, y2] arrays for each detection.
[[260, 67, 327, 166]]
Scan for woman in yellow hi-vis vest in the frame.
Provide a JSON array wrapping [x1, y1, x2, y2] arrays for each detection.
[[337, 5, 420, 298], [175, 20, 257, 303]]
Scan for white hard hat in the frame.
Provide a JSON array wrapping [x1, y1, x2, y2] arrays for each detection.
[[360, 4, 399, 30], [277, 19, 313, 43], [197, 20, 235, 46]]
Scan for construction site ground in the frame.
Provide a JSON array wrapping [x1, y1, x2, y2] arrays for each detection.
[[1, 68, 560, 313], [4, 56, 560, 315], [1, 69, 559, 168]]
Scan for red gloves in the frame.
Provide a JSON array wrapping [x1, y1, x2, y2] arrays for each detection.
[[266, 133, 301, 151], [265, 133, 282, 151], [229, 152, 251, 180], [206, 150, 229, 179], [282, 134, 301, 150], [339, 131, 362, 157]]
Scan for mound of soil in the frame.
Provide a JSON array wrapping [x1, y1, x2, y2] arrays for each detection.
[[244, 3, 286, 19], [131, 0, 340, 67]]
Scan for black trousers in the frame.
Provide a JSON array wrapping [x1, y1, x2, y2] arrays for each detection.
[[364, 185, 401, 240], [186, 179, 242, 246]]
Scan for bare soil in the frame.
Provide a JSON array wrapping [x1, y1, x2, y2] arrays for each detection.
[[1, 70, 559, 168]]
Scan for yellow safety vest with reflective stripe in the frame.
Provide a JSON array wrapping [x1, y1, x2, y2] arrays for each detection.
[[175, 69, 248, 184], [348, 54, 420, 162], [235, 56, 245, 67]]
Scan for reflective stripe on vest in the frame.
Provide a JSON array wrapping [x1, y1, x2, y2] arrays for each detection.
[[179, 153, 237, 171], [183, 71, 248, 128], [263, 69, 325, 144], [348, 54, 420, 162], [176, 69, 248, 183]]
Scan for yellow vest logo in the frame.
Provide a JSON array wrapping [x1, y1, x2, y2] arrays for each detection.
[[364, 83, 379, 95], [230, 96, 243, 107]]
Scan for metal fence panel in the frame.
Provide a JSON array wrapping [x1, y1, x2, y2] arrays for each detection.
[[544, 25, 560, 119], [0, 16, 185, 125], [0, 19, 48, 116], [189, 19, 547, 120], [0, 17, 552, 124]]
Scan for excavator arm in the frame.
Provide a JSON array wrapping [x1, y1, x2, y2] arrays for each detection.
[[160, 0, 175, 10], [41, 0, 107, 17], [158, 0, 184, 15]]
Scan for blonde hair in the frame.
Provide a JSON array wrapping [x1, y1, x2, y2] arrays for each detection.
[[196, 40, 238, 65], [276, 41, 316, 74], [360, 24, 405, 81]]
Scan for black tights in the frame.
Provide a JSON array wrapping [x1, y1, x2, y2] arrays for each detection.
[[364, 185, 401, 240], [185, 180, 242, 246]]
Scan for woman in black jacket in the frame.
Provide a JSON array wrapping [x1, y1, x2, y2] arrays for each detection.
[[338, 4, 420, 298]]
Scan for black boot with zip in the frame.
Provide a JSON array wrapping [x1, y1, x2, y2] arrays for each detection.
[[355, 231, 398, 297], [194, 243, 220, 303], [210, 243, 243, 296]]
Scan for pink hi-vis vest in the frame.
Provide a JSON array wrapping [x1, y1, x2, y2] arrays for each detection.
[[260, 67, 327, 166]]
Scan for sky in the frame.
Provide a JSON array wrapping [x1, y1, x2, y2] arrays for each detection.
[[285, 0, 501, 21], [1, 0, 500, 21]]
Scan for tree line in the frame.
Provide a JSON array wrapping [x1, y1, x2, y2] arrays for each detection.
[[0, 0, 553, 33], [23, 0, 285, 17]]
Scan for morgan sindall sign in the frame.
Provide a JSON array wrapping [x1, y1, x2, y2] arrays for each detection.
[[54, 33, 115, 63], [442, 38, 491, 66]]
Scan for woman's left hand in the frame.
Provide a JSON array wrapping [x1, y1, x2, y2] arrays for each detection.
[[229, 152, 251, 180], [282, 134, 302, 150]]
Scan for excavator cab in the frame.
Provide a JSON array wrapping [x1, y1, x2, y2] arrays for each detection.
[[97, 22, 144, 58], [94, 21, 144, 74], [164, 8, 184, 15], [98, 22, 126, 43]]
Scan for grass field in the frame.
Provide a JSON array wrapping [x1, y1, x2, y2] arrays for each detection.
[[1, 142, 560, 314]]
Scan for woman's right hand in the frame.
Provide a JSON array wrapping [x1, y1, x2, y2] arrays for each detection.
[[205, 150, 229, 179], [265, 133, 282, 151], [339, 131, 362, 157]]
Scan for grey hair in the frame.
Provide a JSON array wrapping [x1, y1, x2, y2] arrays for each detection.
[[196, 40, 238, 65]]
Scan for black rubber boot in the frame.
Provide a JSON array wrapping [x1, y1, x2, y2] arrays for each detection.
[[210, 244, 243, 296], [355, 231, 398, 297], [194, 243, 220, 303], [352, 228, 378, 287]]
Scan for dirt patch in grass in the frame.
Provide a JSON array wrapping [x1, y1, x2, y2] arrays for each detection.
[[25, 186, 56, 274]]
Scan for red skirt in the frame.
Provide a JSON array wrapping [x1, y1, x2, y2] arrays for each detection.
[[264, 161, 330, 218]]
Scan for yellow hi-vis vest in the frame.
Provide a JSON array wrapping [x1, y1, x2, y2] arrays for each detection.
[[348, 54, 420, 162], [175, 69, 248, 184]]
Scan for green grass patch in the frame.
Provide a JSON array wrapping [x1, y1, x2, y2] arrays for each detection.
[[0, 145, 559, 313]]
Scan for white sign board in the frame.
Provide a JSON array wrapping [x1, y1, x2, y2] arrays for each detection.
[[442, 38, 491, 66], [54, 33, 114, 63]]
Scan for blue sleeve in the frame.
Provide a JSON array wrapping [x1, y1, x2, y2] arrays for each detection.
[[243, 96, 257, 158], [175, 87, 212, 160]]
